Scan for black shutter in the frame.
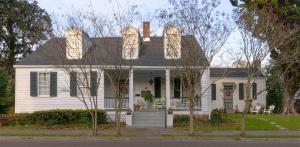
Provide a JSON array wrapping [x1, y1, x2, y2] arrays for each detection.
[[70, 72, 77, 97], [30, 72, 38, 97], [90, 71, 97, 96], [211, 84, 216, 100], [50, 72, 57, 97], [252, 83, 257, 100], [174, 77, 181, 98], [154, 77, 161, 98], [239, 83, 244, 100]]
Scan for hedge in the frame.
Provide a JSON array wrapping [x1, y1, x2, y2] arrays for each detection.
[[0, 109, 107, 127]]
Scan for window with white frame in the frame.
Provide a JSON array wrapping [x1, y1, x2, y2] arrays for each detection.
[[38, 72, 50, 96], [77, 72, 90, 97]]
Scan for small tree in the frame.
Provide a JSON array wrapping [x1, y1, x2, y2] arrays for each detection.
[[99, 3, 141, 136], [51, 10, 113, 136], [235, 12, 269, 136]]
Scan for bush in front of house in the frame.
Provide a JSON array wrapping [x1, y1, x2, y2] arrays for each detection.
[[0, 109, 107, 127], [173, 115, 208, 126], [173, 115, 189, 126], [209, 108, 225, 125]]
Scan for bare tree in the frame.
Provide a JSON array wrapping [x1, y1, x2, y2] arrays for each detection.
[[103, 3, 141, 136], [49, 4, 129, 135], [158, 0, 232, 135], [235, 13, 269, 136]]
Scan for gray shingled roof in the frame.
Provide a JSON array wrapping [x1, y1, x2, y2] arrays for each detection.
[[16, 36, 208, 66], [210, 68, 265, 77]]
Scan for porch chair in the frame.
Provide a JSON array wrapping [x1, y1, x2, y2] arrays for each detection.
[[153, 98, 165, 110], [263, 105, 275, 115], [250, 105, 262, 114]]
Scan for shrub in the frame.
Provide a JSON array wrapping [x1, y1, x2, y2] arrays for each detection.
[[209, 108, 225, 125], [173, 115, 189, 125], [173, 115, 208, 126], [0, 109, 107, 127]]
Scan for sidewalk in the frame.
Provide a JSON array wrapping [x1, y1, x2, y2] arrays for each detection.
[[0, 128, 300, 137]]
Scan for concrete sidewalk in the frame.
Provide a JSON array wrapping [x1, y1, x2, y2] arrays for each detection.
[[0, 128, 300, 137]]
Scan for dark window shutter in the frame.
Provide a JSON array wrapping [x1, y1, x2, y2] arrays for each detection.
[[211, 84, 216, 100], [50, 72, 57, 97], [154, 77, 161, 98], [174, 77, 181, 98], [90, 71, 97, 96], [252, 83, 257, 100], [70, 72, 77, 97], [239, 83, 244, 100], [30, 72, 38, 97]]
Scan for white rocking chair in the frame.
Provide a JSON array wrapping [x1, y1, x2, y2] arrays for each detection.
[[251, 105, 262, 114], [263, 105, 275, 115]]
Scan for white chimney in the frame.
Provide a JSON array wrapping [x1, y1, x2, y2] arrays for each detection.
[[122, 26, 140, 59], [66, 28, 91, 59], [163, 26, 181, 59]]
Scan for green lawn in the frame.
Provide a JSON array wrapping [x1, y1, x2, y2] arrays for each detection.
[[259, 115, 300, 130], [175, 114, 300, 131]]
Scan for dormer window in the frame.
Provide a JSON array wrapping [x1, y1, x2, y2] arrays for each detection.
[[164, 26, 181, 59], [66, 28, 91, 59], [122, 26, 140, 59]]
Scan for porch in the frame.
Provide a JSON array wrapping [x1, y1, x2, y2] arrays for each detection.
[[103, 69, 202, 111]]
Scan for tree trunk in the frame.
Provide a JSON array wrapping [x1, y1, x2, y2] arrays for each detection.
[[281, 74, 296, 115], [90, 111, 96, 136], [93, 109, 98, 136], [241, 78, 252, 136], [189, 106, 194, 135], [188, 88, 195, 135], [115, 97, 122, 136]]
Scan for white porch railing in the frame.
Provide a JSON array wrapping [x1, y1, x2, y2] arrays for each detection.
[[104, 97, 129, 109], [171, 97, 201, 110]]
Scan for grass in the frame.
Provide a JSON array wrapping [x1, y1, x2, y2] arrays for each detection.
[[259, 115, 300, 130], [174, 114, 300, 131], [0, 133, 132, 138], [161, 134, 300, 139], [0, 123, 117, 130]]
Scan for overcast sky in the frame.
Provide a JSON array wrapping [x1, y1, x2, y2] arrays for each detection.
[[35, 0, 244, 67]]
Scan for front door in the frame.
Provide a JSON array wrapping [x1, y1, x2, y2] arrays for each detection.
[[223, 86, 233, 111]]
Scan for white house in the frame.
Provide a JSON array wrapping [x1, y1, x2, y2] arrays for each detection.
[[14, 22, 266, 128]]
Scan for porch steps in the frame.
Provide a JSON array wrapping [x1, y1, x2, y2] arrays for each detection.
[[132, 111, 166, 128]]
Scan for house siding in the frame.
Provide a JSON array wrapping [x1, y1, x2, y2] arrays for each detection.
[[15, 67, 104, 113], [210, 77, 266, 112], [15, 67, 211, 114]]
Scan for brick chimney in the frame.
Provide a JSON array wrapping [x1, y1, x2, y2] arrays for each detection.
[[143, 21, 150, 41]]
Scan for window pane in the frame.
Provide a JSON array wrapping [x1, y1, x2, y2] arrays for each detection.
[[39, 73, 50, 96]]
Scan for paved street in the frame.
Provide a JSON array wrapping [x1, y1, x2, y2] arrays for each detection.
[[0, 138, 299, 147]]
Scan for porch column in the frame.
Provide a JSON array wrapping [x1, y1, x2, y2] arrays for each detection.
[[165, 69, 171, 109], [129, 69, 134, 110], [99, 70, 105, 109]]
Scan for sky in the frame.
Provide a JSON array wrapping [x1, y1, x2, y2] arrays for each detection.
[[35, 0, 244, 67]]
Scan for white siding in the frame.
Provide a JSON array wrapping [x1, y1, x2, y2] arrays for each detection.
[[15, 67, 104, 113], [201, 69, 210, 114], [15, 67, 211, 114], [210, 77, 266, 112]]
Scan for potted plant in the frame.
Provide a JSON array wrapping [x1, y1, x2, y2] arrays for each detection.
[[126, 109, 132, 115], [168, 108, 173, 114], [144, 93, 153, 110]]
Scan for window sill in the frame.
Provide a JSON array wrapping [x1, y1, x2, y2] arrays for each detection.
[[34, 95, 51, 98]]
